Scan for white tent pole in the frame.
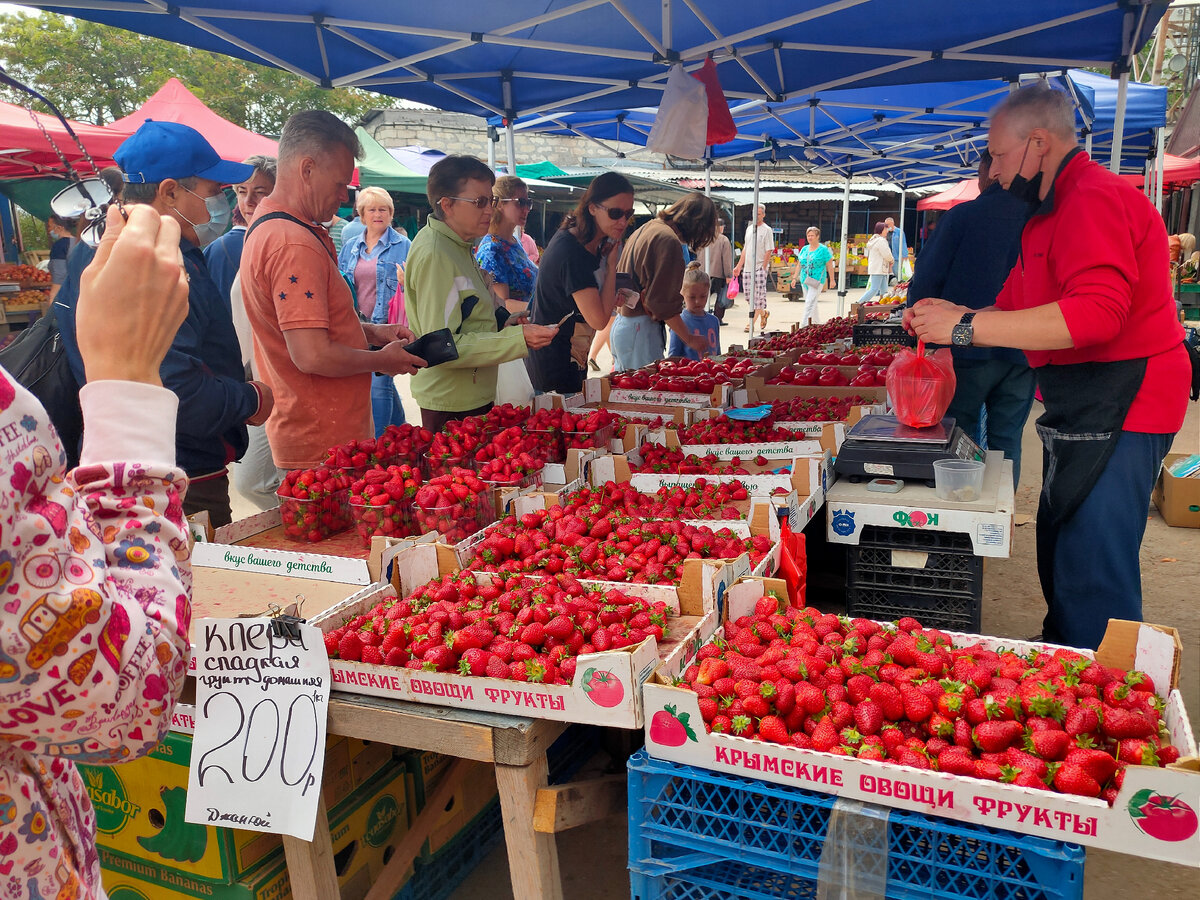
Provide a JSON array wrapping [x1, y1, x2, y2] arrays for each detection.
[[505, 120, 517, 173], [1155, 126, 1166, 213], [1110, 71, 1129, 174], [898, 185, 906, 266], [704, 156, 712, 276], [487, 131, 496, 170], [749, 159, 761, 338], [1084, 130, 1093, 155], [837, 175, 851, 317], [1144, 155, 1153, 199]]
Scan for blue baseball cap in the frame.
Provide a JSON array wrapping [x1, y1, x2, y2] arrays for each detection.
[[115, 120, 256, 186]]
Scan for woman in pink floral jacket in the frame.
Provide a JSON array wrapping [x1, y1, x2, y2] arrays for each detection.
[[0, 205, 192, 899]]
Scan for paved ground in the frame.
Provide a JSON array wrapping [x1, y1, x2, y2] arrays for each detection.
[[231, 287, 1199, 898]]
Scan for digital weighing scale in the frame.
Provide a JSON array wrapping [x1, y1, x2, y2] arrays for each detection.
[[834, 414, 984, 486]]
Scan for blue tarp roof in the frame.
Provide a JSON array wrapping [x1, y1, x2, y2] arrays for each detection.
[[25, 2, 1168, 120]]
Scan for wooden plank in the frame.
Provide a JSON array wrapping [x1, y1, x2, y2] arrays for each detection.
[[363, 758, 475, 900], [533, 774, 627, 834], [281, 796, 339, 900], [496, 756, 564, 900], [492, 716, 566, 766], [328, 695, 512, 761]]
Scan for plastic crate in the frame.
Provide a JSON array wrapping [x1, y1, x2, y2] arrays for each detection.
[[852, 323, 917, 347], [846, 585, 982, 633], [628, 751, 1085, 900], [858, 524, 975, 553], [848, 545, 983, 598]]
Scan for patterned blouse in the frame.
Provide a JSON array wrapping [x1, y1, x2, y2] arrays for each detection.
[[0, 375, 191, 899], [475, 234, 538, 302]]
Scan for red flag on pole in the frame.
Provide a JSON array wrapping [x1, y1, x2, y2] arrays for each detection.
[[691, 57, 737, 145]]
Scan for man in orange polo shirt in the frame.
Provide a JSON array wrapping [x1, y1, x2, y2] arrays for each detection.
[[241, 111, 424, 469]]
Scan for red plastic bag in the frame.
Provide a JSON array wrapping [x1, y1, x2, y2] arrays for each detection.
[[726, 276, 740, 300], [885, 341, 957, 428], [777, 518, 807, 607]]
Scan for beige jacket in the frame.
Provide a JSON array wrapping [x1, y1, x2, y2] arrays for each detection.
[[865, 233, 895, 276]]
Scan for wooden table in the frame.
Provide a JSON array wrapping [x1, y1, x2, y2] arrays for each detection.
[[282, 694, 568, 900]]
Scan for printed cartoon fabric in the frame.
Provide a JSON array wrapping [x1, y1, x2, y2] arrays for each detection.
[[0, 371, 191, 899], [475, 235, 538, 302]]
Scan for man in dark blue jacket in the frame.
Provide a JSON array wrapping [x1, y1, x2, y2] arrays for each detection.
[[55, 121, 272, 526], [907, 150, 1034, 488]]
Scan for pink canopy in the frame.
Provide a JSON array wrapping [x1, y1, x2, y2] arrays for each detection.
[[0, 100, 130, 179], [111, 78, 277, 161], [916, 179, 980, 211], [1120, 153, 1200, 189]]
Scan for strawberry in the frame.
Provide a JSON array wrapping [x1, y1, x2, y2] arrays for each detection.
[[758, 715, 790, 744], [1116, 738, 1159, 766], [1101, 705, 1156, 739], [1025, 729, 1071, 762], [458, 648, 490, 677], [698, 697, 720, 724], [811, 717, 840, 752], [868, 682, 904, 720], [853, 699, 883, 736], [899, 685, 933, 722], [1064, 748, 1119, 785], [360, 645, 384, 665], [795, 682, 826, 715], [937, 746, 978, 776], [973, 720, 1023, 753], [973, 759, 1004, 781], [338, 632, 364, 662], [1063, 704, 1100, 737], [731, 715, 754, 738], [743, 696, 770, 719], [1053, 763, 1101, 797], [1006, 747, 1049, 780]]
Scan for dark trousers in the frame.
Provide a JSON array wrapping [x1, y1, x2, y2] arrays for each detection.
[[708, 278, 728, 322], [1036, 430, 1173, 650], [184, 472, 232, 528], [420, 403, 493, 434], [946, 359, 1036, 489]]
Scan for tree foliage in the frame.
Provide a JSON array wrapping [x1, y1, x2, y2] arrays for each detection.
[[0, 12, 379, 133]]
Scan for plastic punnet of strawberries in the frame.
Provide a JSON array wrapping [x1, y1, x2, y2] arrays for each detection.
[[675, 600, 1178, 803], [467, 507, 772, 584], [323, 572, 670, 685], [562, 408, 622, 451], [276, 466, 354, 542], [632, 444, 751, 476], [410, 467, 494, 543], [348, 464, 422, 543], [676, 417, 807, 446], [425, 416, 492, 476], [473, 425, 549, 486]]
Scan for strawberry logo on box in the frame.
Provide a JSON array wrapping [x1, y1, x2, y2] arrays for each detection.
[[649, 705, 698, 746], [1127, 790, 1199, 842]]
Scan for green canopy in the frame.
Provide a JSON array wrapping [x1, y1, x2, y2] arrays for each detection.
[[354, 127, 428, 195], [0, 177, 72, 221], [515, 161, 568, 180]]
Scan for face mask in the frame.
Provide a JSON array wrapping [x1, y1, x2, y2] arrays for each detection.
[[1004, 139, 1044, 204], [176, 186, 232, 247]]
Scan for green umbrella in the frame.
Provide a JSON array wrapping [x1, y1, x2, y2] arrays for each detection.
[[0, 177, 72, 220]]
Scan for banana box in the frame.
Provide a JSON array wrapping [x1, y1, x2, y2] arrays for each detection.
[[99, 758, 412, 900], [404, 750, 499, 858], [82, 729, 397, 885]]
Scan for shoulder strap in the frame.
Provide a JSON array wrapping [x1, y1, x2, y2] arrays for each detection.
[[247, 211, 336, 264]]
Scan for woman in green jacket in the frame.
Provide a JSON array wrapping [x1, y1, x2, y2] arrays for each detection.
[[404, 156, 558, 430]]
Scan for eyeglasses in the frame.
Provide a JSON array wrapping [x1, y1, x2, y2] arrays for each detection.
[[501, 197, 534, 209], [447, 195, 499, 210], [596, 203, 635, 221]]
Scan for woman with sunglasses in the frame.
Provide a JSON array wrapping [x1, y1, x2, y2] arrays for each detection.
[[475, 175, 538, 316], [405, 156, 559, 431], [526, 172, 634, 394], [613, 193, 718, 370]]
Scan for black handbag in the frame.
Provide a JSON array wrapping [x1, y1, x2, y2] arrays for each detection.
[[0, 310, 83, 467]]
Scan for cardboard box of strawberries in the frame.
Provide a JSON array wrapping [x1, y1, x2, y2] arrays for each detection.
[[313, 540, 729, 727], [642, 579, 1198, 865]]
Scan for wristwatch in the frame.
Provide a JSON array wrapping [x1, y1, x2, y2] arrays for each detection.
[[951, 312, 976, 347]]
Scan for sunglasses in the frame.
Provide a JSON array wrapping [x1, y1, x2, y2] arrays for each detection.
[[501, 197, 534, 209], [596, 203, 635, 221], [448, 195, 499, 210]]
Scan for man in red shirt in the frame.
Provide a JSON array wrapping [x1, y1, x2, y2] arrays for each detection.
[[908, 84, 1190, 650]]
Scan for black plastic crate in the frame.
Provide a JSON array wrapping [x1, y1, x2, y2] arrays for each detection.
[[859, 524, 975, 553], [852, 323, 917, 347], [846, 585, 982, 633], [628, 751, 1085, 900], [849, 545, 983, 598]]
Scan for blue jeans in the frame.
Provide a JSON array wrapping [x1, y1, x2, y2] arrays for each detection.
[[946, 359, 1036, 489], [610, 315, 666, 371], [858, 275, 887, 303], [371, 373, 406, 436], [1037, 430, 1173, 650]]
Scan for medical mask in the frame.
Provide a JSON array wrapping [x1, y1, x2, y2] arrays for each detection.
[[1004, 139, 1044, 205], [176, 185, 232, 247]]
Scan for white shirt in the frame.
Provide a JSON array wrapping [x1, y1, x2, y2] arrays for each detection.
[[743, 222, 775, 269]]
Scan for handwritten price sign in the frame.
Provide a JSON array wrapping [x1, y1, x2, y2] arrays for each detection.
[[185, 618, 330, 839]]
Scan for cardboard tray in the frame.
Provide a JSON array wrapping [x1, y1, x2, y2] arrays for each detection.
[[643, 582, 1199, 866]]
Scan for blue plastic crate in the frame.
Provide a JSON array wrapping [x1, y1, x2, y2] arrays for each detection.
[[628, 751, 1085, 900]]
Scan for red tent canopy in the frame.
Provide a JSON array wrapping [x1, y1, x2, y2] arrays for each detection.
[[1120, 153, 1200, 188], [111, 78, 277, 161], [0, 100, 129, 179], [917, 179, 980, 211]]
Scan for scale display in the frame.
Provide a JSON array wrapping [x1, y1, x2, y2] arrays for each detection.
[[834, 414, 984, 485]]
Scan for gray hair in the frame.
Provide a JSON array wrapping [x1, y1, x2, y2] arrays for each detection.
[[278, 110, 362, 164], [991, 83, 1076, 142], [243, 154, 277, 183], [806, 226, 820, 236]]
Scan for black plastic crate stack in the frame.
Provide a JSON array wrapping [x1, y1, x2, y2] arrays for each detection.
[[851, 322, 917, 347], [846, 525, 983, 632]]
